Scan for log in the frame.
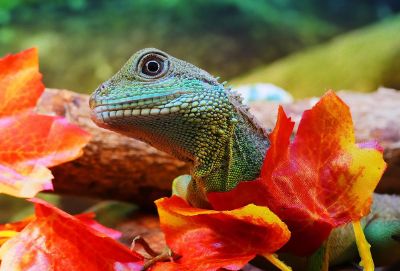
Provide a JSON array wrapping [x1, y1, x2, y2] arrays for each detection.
[[39, 88, 400, 207], [39, 89, 190, 208]]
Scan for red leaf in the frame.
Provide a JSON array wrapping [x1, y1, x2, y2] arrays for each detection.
[[0, 48, 44, 116], [0, 49, 91, 198], [0, 209, 121, 241], [208, 91, 386, 255], [0, 114, 90, 167], [0, 114, 91, 197], [74, 213, 122, 240], [151, 196, 290, 271], [0, 199, 144, 271]]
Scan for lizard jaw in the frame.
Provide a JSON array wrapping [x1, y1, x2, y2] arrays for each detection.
[[91, 105, 182, 125], [89, 91, 188, 124]]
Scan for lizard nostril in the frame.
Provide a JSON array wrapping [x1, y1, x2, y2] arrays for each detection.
[[100, 83, 105, 90]]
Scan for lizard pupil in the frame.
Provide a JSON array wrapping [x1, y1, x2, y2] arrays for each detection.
[[144, 60, 161, 75]]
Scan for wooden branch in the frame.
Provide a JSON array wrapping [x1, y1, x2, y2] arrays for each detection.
[[39, 89, 190, 208], [39, 88, 400, 207]]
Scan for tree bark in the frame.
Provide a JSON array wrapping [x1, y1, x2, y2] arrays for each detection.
[[39, 88, 400, 207], [39, 89, 189, 208]]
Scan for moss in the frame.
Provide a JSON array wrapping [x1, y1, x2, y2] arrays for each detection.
[[232, 16, 400, 98]]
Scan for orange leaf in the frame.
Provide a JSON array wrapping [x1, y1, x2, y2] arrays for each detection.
[[0, 199, 144, 271], [0, 49, 91, 198], [0, 114, 90, 197], [0, 114, 90, 167], [152, 196, 290, 271], [0, 48, 44, 116], [74, 213, 122, 240], [0, 211, 121, 241], [208, 91, 386, 256]]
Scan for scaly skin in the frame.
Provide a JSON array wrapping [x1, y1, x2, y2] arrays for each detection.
[[90, 48, 400, 268], [89, 48, 269, 207]]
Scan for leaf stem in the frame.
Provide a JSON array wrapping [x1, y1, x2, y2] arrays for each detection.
[[263, 253, 292, 271], [352, 220, 374, 271]]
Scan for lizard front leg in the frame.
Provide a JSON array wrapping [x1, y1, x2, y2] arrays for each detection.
[[172, 174, 212, 208]]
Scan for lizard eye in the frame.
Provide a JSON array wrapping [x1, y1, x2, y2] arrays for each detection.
[[144, 60, 161, 74], [139, 53, 168, 78]]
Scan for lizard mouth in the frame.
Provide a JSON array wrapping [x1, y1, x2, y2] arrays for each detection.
[[90, 91, 187, 123]]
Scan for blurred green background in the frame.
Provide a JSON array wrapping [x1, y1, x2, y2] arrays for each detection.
[[1, 0, 399, 98]]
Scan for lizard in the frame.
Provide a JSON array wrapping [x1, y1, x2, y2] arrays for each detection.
[[89, 48, 400, 269]]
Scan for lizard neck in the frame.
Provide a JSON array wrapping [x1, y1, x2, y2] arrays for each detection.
[[192, 107, 269, 193], [103, 87, 269, 194], [91, 75, 269, 197]]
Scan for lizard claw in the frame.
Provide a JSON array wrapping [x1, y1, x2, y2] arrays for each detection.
[[141, 247, 180, 270], [130, 236, 180, 270], [130, 235, 160, 257]]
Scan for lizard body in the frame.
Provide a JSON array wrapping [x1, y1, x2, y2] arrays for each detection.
[[90, 48, 268, 207], [90, 48, 400, 269]]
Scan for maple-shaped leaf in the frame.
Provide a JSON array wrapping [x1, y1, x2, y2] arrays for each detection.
[[0, 49, 91, 198], [0, 199, 144, 271], [208, 91, 386, 256], [150, 196, 290, 271]]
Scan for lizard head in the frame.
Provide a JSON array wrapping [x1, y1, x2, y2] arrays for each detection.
[[89, 48, 233, 161], [90, 48, 269, 196]]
